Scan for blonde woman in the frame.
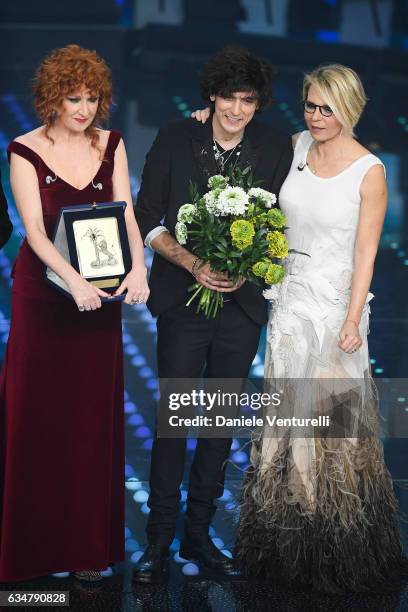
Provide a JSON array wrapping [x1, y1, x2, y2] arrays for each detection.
[[192, 64, 407, 592]]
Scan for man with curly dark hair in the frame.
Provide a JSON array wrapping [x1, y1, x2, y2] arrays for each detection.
[[134, 46, 293, 583]]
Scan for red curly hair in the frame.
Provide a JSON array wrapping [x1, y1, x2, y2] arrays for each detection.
[[33, 44, 112, 149]]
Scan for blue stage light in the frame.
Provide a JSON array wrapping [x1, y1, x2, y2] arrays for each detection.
[[225, 502, 237, 512], [133, 490, 149, 503], [180, 489, 187, 502], [170, 537, 180, 552], [173, 552, 186, 563], [141, 503, 150, 514], [124, 527, 132, 538], [139, 366, 154, 378], [252, 364, 264, 377], [51, 572, 70, 578], [142, 438, 153, 450], [130, 551, 143, 563], [231, 438, 239, 450], [187, 439, 197, 450], [212, 537, 224, 548], [232, 451, 248, 463], [125, 478, 142, 491], [125, 343, 139, 355], [124, 401, 137, 414], [146, 378, 158, 390], [125, 464, 136, 478], [221, 549, 233, 558], [135, 425, 151, 437], [128, 414, 144, 426], [317, 30, 339, 43], [182, 562, 199, 576], [131, 355, 146, 367], [125, 539, 139, 552], [219, 488, 232, 501]]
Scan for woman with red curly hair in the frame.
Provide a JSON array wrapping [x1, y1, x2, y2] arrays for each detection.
[[0, 44, 149, 582]]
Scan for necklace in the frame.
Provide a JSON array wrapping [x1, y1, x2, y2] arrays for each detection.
[[307, 139, 346, 176], [212, 138, 242, 174], [45, 137, 103, 190]]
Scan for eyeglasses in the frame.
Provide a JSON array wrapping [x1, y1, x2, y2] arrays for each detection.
[[304, 100, 333, 117]]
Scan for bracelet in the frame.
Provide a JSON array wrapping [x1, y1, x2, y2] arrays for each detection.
[[346, 318, 359, 326], [191, 257, 200, 279]]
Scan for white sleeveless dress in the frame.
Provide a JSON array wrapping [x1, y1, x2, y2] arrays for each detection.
[[235, 131, 407, 593]]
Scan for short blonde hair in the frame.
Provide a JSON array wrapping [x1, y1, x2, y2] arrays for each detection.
[[303, 64, 367, 136]]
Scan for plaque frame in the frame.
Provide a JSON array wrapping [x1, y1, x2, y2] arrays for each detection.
[[45, 201, 132, 303]]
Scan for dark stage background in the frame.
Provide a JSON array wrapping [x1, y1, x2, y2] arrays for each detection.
[[0, 1, 408, 610]]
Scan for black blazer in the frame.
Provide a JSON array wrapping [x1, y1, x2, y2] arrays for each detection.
[[135, 117, 293, 325], [0, 169, 13, 249]]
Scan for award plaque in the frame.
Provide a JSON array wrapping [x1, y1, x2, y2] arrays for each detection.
[[45, 201, 132, 302]]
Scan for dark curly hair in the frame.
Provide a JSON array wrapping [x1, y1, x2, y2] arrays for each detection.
[[198, 46, 273, 112], [33, 44, 112, 149]]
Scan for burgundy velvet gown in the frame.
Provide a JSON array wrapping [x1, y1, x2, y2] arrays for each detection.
[[0, 130, 125, 582]]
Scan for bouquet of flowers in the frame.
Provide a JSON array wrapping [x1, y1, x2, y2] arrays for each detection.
[[175, 169, 288, 318]]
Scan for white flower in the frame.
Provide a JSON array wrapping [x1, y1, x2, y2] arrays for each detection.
[[177, 203, 197, 224], [175, 221, 188, 244], [215, 186, 249, 216], [248, 187, 277, 208], [204, 191, 220, 216]]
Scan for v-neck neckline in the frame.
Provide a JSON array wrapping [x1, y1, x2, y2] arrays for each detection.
[[12, 131, 112, 191]]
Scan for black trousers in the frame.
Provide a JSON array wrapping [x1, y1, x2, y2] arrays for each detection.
[[146, 300, 261, 545]]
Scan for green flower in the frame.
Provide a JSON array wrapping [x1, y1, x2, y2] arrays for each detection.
[[175, 221, 188, 245], [208, 175, 229, 190], [266, 231, 289, 259], [252, 260, 270, 278], [267, 208, 286, 229], [230, 220, 255, 250], [265, 263, 285, 284], [177, 203, 197, 224]]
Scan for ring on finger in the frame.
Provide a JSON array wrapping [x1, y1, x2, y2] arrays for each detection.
[[78, 304, 85, 312]]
